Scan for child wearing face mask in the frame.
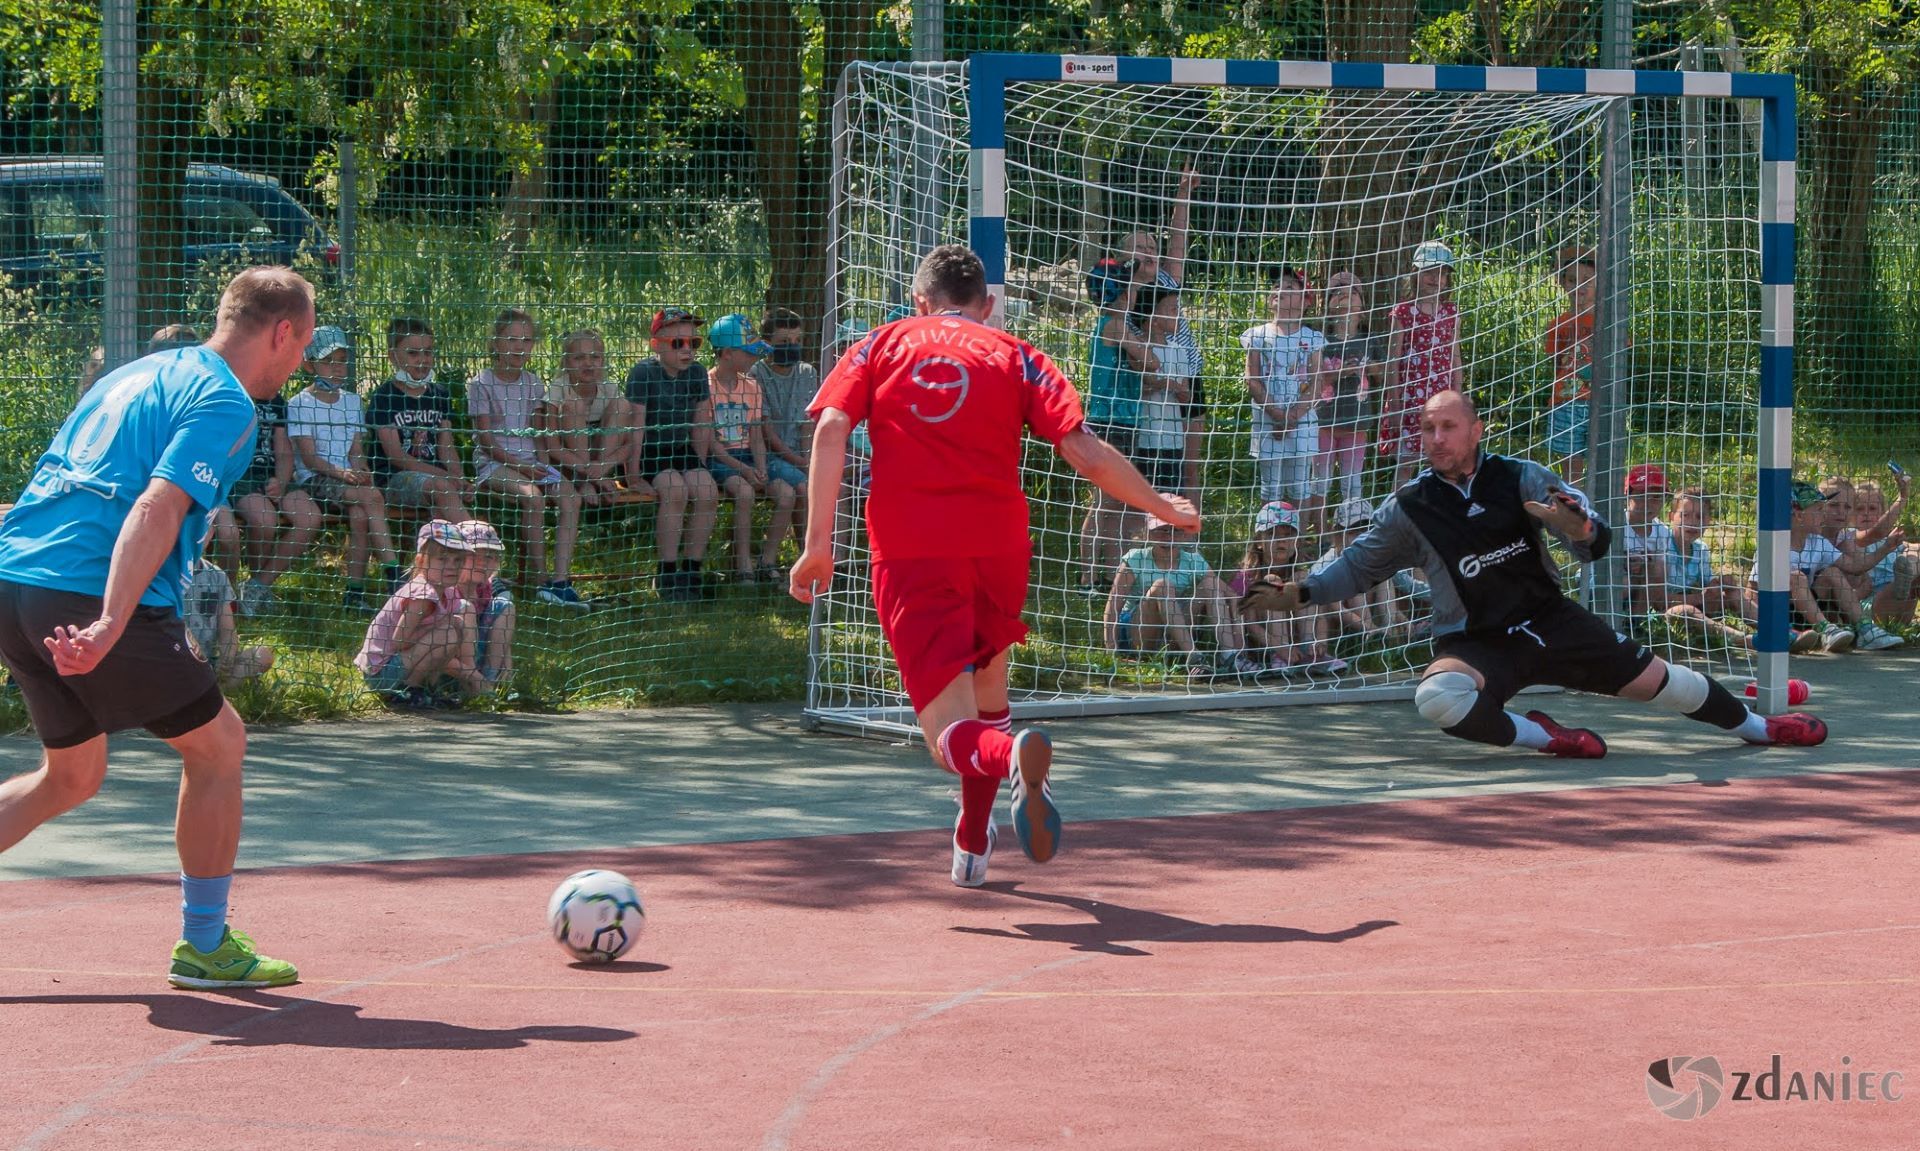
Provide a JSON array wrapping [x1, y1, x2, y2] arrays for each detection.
[[749, 308, 817, 564], [366, 315, 470, 523]]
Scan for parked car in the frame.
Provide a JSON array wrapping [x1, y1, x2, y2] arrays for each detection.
[[0, 158, 339, 294]]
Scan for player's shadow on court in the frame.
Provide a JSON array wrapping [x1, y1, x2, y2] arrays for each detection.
[[950, 884, 1398, 956], [0, 993, 635, 1050]]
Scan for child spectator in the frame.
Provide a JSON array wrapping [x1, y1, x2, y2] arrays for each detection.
[[147, 323, 200, 354], [1122, 167, 1206, 494], [1076, 258, 1155, 595], [1103, 511, 1237, 677], [1846, 476, 1918, 627], [626, 308, 721, 601], [1662, 487, 1822, 653], [1381, 241, 1463, 491], [1241, 266, 1327, 532], [1544, 251, 1595, 487], [1315, 270, 1384, 508], [183, 548, 273, 687], [1746, 481, 1861, 653], [468, 308, 587, 607], [1133, 287, 1195, 495], [1227, 500, 1320, 674], [749, 308, 818, 488], [1620, 464, 1673, 614], [542, 328, 637, 506], [1311, 496, 1401, 655], [355, 519, 485, 709], [367, 316, 471, 523], [1817, 476, 1907, 648], [707, 313, 804, 584], [456, 519, 516, 688], [288, 325, 404, 610], [76, 345, 107, 400], [231, 374, 322, 617]]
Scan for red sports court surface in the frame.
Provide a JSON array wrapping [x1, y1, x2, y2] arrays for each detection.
[[1, 769, 1914, 1150]]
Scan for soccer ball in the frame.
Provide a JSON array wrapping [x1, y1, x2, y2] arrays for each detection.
[[547, 869, 645, 964]]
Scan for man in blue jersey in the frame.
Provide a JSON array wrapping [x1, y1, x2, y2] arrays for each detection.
[[0, 266, 314, 989]]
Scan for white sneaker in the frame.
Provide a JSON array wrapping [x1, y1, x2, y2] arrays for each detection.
[[1820, 624, 1856, 654], [1857, 622, 1906, 651], [951, 809, 997, 888]]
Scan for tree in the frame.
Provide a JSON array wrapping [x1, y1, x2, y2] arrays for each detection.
[[1683, 0, 1920, 397]]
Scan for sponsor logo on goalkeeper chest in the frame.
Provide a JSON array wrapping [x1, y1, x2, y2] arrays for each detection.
[[1456, 536, 1531, 580]]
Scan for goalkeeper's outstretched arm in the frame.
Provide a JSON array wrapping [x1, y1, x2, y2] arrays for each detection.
[[1057, 425, 1199, 532]]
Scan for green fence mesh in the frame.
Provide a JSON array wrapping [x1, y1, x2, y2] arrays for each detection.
[[0, 2, 1913, 723]]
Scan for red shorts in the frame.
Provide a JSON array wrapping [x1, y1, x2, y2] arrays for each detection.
[[872, 550, 1031, 711]]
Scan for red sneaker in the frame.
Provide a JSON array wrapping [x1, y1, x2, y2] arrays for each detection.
[[1763, 712, 1827, 747], [1526, 710, 1608, 758]]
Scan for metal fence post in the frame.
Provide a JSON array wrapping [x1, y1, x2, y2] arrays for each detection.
[[100, 0, 138, 369], [1589, 0, 1634, 624]]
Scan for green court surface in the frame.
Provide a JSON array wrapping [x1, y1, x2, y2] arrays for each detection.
[[0, 653, 1911, 881]]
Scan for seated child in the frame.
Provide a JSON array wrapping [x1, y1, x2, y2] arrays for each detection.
[[1311, 496, 1402, 658], [1226, 500, 1328, 675], [543, 328, 638, 505], [182, 545, 274, 686], [356, 520, 486, 708], [1661, 488, 1819, 653], [1835, 475, 1916, 635], [1620, 464, 1673, 614], [1104, 510, 1236, 677], [457, 519, 516, 688]]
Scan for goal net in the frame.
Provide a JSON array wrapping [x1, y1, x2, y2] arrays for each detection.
[[814, 56, 1795, 736]]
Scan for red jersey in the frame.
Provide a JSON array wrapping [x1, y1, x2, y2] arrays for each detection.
[[810, 313, 1086, 560]]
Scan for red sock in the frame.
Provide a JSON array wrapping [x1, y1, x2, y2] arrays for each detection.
[[939, 719, 1013, 779], [980, 707, 1012, 733], [956, 774, 1001, 854]]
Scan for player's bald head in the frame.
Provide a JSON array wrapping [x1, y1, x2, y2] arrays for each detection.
[[1425, 389, 1478, 422]]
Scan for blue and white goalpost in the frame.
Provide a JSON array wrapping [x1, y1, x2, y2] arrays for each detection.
[[815, 53, 1797, 736]]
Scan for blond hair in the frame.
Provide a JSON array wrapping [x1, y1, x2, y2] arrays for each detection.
[[214, 266, 315, 336]]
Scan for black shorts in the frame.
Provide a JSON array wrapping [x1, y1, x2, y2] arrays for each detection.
[[0, 581, 224, 748], [1432, 597, 1656, 706], [1135, 447, 1185, 491]]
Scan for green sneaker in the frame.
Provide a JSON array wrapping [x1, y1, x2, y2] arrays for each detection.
[[168, 926, 299, 990]]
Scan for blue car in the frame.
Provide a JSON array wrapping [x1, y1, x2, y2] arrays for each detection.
[[0, 158, 338, 294]]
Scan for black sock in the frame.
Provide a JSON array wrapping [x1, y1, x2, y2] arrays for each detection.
[[685, 558, 703, 572], [660, 560, 681, 575], [1686, 677, 1751, 731]]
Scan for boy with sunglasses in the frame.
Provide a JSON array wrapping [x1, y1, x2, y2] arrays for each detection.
[[625, 308, 722, 601]]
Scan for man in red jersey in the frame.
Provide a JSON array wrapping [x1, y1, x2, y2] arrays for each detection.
[[791, 245, 1199, 888]]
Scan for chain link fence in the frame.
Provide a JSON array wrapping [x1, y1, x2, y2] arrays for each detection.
[[0, 2, 1914, 722]]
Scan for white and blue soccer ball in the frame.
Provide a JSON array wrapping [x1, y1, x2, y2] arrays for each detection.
[[547, 869, 645, 964]]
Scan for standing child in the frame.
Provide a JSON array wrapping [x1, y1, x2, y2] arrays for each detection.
[[287, 325, 404, 610], [355, 520, 484, 709], [1241, 267, 1327, 533], [1544, 251, 1595, 487], [1133, 287, 1196, 496], [456, 520, 516, 688], [1315, 270, 1384, 508], [468, 308, 587, 607], [788, 244, 1196, 889], [1381, 241, 1463, 491], [1076, 258, 1156, 594]]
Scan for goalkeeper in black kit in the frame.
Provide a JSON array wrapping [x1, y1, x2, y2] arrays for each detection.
[[1240, 391, 1827, 757]]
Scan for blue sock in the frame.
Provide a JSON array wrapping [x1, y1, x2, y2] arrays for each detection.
[[180, 873, 232, 953]]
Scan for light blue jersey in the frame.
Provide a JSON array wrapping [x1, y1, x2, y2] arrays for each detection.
[[0, 347, 257, 614]]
